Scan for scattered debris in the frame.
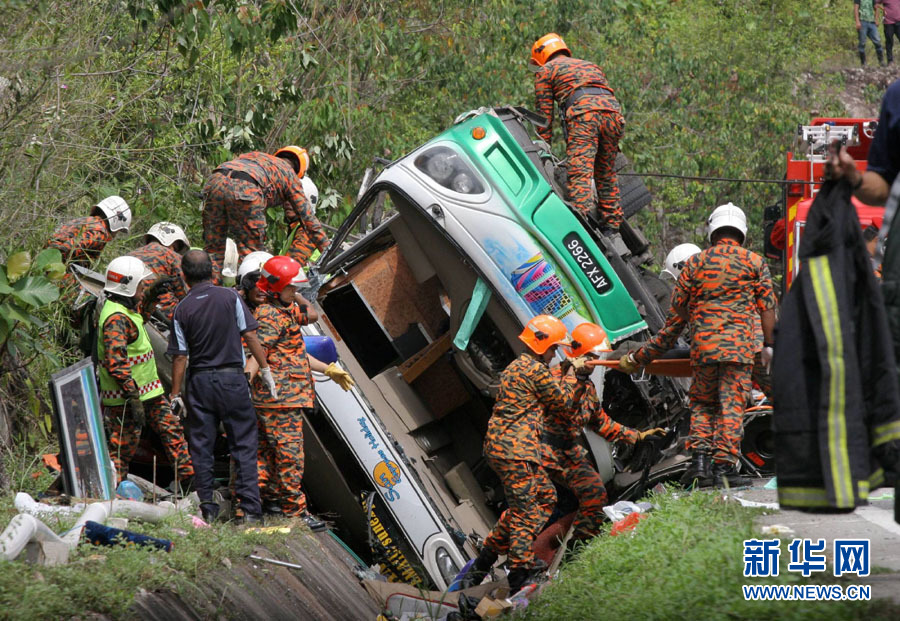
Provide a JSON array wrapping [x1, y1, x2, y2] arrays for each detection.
[[83, 520, 173, 552], [726, 495, 780, 510], [249, 555, 303, 571], [610, 512, 648, 536], [760, 524, 796, 537]]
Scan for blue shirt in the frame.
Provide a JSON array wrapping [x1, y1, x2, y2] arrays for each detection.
[[167, 281, 258, 369], [868, 78, 900, 186]]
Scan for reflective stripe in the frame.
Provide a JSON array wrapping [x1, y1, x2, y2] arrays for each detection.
[[779, 486, 830, 508], [807, 256, 854, 508], [126, 351, 155, 366], [873, 419, 900, 446]]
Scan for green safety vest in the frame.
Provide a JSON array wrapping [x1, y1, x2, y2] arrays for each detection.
[[97, 299, 164, 405]]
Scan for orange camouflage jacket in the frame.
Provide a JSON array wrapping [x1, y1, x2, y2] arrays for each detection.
[[541, 366, 639, 469], [127, 242, 187, 321], [672, 239, 776, 364], [217, 152, 330, 259], [484, 352, 583, 464], [534, 56, 620, 143], [251, 300, 314, 409], [100, 312, 140, 397], [47, 215, 111, 266]]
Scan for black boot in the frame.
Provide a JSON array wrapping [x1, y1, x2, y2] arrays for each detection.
[[262, 500, 283, 516], [860, 51, 867, 66], [712, 462, 749, 488], [681, 451, 713, 488], [878, 50, 886, 66], [200, 502, 220, 523], [301, 512, 328, 532], [507, 559, 548, 595], [458, 548, 498, 589], [235, 512, 264, 526]]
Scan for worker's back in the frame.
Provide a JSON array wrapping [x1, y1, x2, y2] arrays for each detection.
[[673, 238, 773, 364]]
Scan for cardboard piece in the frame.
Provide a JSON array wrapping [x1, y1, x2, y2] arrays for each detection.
[[475, 596, 513, 618]]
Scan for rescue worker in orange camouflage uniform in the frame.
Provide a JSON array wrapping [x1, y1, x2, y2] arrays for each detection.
[[531, 33, 625, 233], [243, 256, 353, 531], [47, 196, 132, 298], [544, 323, 664, 541], [619, 243, 773, 399], [464, 315, 586, 595], [97, 256, 193, 485], [667, 204, 776, 488], [201, 146, 330, 274], [127, 222, 190, 322]]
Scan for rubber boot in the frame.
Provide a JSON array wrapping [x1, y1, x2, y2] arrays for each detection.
[[458, 548, 498, 589], [262, 500, 283, 516], [878, 49, 886, 66], [860, 51, 867, 66], [235, 512, 264, 526], [713, 461, 749, 488], [200, 502, 220, 523], [507, 559, 548, 595], [681, 451, 713, 489]]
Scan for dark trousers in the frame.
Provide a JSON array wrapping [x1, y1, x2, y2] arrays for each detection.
[[885, 22, 900, 62], [185, 369, 261, 515]]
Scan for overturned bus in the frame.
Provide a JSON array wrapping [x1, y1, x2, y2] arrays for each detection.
[[303, 107, 691, 589]]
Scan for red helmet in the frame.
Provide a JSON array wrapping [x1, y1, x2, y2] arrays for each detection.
[[563, 323, 611, 358], [257, 256, 308, 294]]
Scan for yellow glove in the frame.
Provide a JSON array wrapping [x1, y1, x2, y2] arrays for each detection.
[[618, 352, 640, 374], [324, 362, 355, 391], [637, 427, 666, 441]]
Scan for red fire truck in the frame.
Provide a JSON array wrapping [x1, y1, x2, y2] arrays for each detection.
[[772, 118, 881, 290]]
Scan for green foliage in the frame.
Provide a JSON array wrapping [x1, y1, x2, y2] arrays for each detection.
[[0, 249, 63, 363], [518, 490, 900, 620]]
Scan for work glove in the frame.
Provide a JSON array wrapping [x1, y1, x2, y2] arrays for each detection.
[[324, 362, 355, 391], [170, 394, 186, 420], [618, 352, 640, 374], [127, 394, 146, 427], [637, 427, 666, 442], [571, 356, 592, 380], [259, 367, 279, 399], [760, 346, 774, 373]]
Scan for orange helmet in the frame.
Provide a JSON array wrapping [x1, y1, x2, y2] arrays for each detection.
[[257, 255, 308, 294], [519, 314, 568, 354], [563, 323, 611, 358], [530, 33, 570, 67], [274, 146, 310, 178]]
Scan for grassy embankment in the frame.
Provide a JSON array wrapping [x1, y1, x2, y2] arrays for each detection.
[[519, 490, 900, 620]]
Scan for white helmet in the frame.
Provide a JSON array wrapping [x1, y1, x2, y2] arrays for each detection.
[[662, 243, 702, 280], [93, 196, 132, 234], [707, 202, 747, 243], [146, 222, 189, 250], [237, 251, 274, 285], [103, 256, 154, 298], [301, 176, 319, 212]]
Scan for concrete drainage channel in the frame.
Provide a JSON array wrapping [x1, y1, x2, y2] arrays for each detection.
[[130, 532, 380, 621]]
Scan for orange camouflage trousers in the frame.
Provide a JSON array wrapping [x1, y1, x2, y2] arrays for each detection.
[[566, 109, 625, 229], [546, 453, 608, 540], [483, 457, 556, 568], [256, 406, 307, 516], [103, 396, 194, 482], [688, 362, 752, 465], [202, 172, 267, 275]]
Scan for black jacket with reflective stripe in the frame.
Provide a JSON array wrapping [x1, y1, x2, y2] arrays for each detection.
[[773, 180, 900, 511]]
